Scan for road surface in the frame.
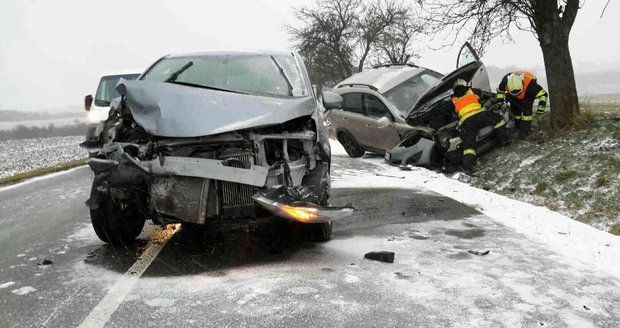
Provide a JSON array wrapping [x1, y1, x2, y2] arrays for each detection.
[[0, 153, 619, 328]]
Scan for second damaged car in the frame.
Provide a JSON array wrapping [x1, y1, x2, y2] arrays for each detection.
[[84, 51, 352, 244]]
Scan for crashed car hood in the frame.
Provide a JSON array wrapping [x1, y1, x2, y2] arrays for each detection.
[[116, 80, 316, 137], [406, 61, 483, 119]]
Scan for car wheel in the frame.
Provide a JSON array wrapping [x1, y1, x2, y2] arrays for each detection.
[[337, 131, 365, 158], [90, 187, 146, 245]]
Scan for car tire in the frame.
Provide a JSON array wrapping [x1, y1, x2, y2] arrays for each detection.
[[337, 131, 365, 158], [90, 187, 146, 245]]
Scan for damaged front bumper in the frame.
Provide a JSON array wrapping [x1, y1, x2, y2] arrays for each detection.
[[87, 140, 354, 224], [253, 186, 354, 223]]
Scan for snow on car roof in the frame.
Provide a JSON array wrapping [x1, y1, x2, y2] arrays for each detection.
[[335, 65, 428, 94]]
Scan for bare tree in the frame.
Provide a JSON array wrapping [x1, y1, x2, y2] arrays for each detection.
[[420, 0, 583, 129], [378, 10, 424, 64], [287, 0, 421, 91]]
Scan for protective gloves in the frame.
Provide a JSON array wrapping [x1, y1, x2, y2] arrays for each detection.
[[536, 105, 545, 115]]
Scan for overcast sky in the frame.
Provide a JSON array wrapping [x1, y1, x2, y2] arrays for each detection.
[[1, 0, 618, 112]]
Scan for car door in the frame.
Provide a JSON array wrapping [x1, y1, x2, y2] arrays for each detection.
[[456, 42, 490, 91], [330, 92, 369, 144], [357, 94, 402, 152]]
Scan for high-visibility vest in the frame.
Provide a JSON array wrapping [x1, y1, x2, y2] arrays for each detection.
[[451, 89, 483, 124], [505, 71, 536, 100]]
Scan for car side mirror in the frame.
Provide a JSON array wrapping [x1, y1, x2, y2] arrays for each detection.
[[322, 91, 343, 110], [377, 116, 392, 128], [85, 95, 93, 111]]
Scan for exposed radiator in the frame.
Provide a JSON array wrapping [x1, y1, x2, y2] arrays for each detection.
[[219, 152, 256, 209]]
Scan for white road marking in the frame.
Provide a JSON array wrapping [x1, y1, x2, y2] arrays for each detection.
[[77, 225, 179, 328], [0, 166, 87, 193]]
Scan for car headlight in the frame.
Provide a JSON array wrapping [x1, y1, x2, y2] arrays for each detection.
[[87, 108, 108, 123]]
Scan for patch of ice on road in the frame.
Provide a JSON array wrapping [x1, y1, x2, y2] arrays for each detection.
[[12, 286, 36, 295], [144, 298, 176, 307], [0, 281, 16, 289], [63, 223, 97, 245], [519, 155, 543, 167], [287, 286, 318, 295], [344, 274, 360, 283]]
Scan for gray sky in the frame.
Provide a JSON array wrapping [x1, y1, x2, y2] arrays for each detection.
[[1, 0, 619, 112]]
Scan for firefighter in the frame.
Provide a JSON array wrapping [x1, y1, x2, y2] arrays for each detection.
[[451, 79, 508, 174], [495, 71, 548, 137]]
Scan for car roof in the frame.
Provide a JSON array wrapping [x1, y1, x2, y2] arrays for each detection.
[[334, 65, 430, 94], [166, 50, 295, 58]]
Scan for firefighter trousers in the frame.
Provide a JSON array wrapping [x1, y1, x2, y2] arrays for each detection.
[[459, 110, 508, 165]]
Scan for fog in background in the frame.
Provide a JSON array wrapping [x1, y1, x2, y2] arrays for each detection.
[[1, 0, 619, 113]]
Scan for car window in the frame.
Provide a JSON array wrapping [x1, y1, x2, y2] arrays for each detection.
[[95, 74, 140, 106], [142, 54, 308, 98], [341, 93, 365, 115], [383, 70, 443, 117], [457, 42, 479, 68], [364, 94, 393, 120]]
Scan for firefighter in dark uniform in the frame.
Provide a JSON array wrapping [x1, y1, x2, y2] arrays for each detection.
[[496, 71, 548, 137], [451, 79, 508, 174]]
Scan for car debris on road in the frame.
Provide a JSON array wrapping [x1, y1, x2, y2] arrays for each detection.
[[364, 251, 395, 263]]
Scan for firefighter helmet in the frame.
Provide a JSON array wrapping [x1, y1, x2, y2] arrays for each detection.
[[507, 74, 523, 95], [454, 79, 468, 88]]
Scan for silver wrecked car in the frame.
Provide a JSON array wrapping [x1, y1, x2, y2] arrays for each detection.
[[83, 51, 352, 244]]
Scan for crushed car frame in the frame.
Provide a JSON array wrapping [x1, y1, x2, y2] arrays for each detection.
[[83, 51, 352, 244]]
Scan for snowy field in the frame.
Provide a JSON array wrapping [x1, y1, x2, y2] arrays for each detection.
[[0, 136, 86, 179], [0, 117, 86, 131]]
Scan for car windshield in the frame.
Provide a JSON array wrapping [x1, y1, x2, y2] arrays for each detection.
[[95, 74, 140, 106], [142, 54, 309, 98], [383, 70, 443, 116]]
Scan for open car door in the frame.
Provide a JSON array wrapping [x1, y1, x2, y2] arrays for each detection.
[[456, 42, 490, 91], [406, 42, 491, 126]]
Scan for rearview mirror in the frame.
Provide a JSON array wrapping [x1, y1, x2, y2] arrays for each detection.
[[322, 91, 343, 110], [84, 95, 93, 111]]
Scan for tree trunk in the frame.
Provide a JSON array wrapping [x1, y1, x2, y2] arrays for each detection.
[[540, 37, 580, 129]]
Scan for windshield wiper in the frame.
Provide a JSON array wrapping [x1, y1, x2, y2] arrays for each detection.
[[270, 56, 294, 96], [167, 81, 246, 94], [165, 61, 193, 82]]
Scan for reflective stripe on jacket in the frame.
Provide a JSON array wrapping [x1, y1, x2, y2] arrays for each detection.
[[505, 71, 536, 100], [451, 89, 483, 125]]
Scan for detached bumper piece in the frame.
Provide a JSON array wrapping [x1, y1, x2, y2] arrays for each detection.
[[253, 186, 354, 223]]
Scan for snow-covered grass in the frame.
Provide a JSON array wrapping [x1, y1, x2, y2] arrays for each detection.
[[0, 136, 87, 180], [472, 117, 620, 235], [329, 139, 620, 280]]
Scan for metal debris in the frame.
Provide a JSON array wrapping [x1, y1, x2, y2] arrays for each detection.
[[364, 251, 395, 263], [37, 259, 53, 266]]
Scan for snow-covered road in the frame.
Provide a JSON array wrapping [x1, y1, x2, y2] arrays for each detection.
[[0, 142, 618, 327]]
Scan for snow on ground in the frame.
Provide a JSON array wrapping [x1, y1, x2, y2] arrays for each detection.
[[472, 118, 620, 233], [329, 139, 620, 280], [0, 136, 86, 179]]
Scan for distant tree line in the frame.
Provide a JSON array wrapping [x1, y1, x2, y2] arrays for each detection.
[[0, 109, 81, 122], [0, 123, 87, 141]]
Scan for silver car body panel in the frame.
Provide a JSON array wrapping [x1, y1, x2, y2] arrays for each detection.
[[116, 80, 316, 138], [335, 66, 427, 94], [146, 156, 269, 187]]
